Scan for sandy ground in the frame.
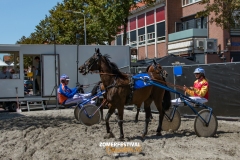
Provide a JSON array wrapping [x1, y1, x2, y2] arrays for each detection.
[[0, 108, 240, 160]]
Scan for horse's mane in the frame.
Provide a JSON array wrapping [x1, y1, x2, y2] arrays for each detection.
[[103, 54, 128, 79], [146, 64, 151, 72]]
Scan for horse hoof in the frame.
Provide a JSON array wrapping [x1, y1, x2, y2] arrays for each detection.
[[134, 119, 138, 123], [141, 134, 146, 140], [116, 137, 125, 141], [156, 132, 162, 136], [104, 132, 115, 139]]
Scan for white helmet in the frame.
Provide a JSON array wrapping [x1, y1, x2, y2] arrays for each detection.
[[193, 67, 205, 75]]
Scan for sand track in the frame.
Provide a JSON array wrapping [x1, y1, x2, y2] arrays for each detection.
[[0, 109, 239, 160]]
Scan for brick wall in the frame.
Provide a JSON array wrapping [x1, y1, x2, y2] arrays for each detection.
[[206, 53, 230, 63], [182, 3, 205, 17], [147, 44, 155, 58], [157, 42, 166, 58], [138, 46, 145, 60], [166, 0, 182, 34]]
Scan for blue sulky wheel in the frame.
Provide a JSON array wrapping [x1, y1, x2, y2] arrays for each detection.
[[78, 104, 101, 126], [162, 108, 181, 132], [194, 109, 218, 137]]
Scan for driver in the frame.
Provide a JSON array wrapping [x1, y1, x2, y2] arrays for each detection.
[[58, 74, 93, 105], [183, 67, 209, 100]]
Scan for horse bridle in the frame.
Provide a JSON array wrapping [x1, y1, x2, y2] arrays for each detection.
[[83, 52, 101, 74], [152, 63, 167, 79]]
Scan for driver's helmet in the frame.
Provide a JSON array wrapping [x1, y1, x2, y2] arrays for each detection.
[[193, 67, 205, 75], [60, 74, 70, 81]]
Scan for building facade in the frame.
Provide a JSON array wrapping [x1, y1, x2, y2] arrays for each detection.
[[113, 0, 240, 64]]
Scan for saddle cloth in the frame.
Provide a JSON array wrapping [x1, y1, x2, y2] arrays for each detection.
[[132, 73, 152, 90]]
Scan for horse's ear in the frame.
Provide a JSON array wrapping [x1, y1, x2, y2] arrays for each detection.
[[153, 59, 157, 65], [96, 48, 102, 56]]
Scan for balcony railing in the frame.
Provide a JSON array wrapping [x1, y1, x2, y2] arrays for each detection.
[[168, 28, 207, 42]]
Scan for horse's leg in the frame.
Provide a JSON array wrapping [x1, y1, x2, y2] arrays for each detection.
[[100, 100, 107, 121], [100, 106, 104, 121], [117, 105, 124, 140], [150, 112, 153, 119], [154, 98, 164, 136], [142, 99, 152, 138], [134, 106, 140, 123], [104, 106, 115, 139]]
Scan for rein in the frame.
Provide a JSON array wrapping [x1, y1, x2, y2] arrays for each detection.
[[151, 78, 184, 91], [90, 71, 185, 91]]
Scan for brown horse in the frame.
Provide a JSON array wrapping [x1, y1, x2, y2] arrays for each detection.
[[134, 60, 171, 122], [79, 48, 171, 139], [92, 60, 171, 123]]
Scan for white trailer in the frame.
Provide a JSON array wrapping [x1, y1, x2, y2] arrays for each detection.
[[0, 44, 130, 111]]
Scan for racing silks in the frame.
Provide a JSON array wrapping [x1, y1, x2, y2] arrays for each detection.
[[186, 78, 209, 100]]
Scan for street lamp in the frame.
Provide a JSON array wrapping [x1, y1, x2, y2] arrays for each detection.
[[65, 10, 86, 45]]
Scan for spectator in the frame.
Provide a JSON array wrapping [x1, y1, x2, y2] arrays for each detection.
[[32, 56, 41, 95], [0, 66, 12, 79]]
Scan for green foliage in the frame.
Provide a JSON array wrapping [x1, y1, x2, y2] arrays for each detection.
[[196, 0, 240, 30]]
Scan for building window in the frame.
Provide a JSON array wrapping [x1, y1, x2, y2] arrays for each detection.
[[138, 35, 145, 45], [130, 30, 136, 42], [195, 18, 201, 29], [203, 17, 207, 28], [147, 32, 155, 43], [182, 0, 201, 6], [176, 17, 207, 32], [0, 53, 20, 79], [157, 22, 165, 41]]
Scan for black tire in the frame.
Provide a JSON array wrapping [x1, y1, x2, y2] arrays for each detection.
[[8, 102, 17, 112], [194, 109, 218, 137], [162, 108, 181, 132]]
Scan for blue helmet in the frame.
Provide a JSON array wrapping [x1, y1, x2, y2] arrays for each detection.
[[60, 74, 70, 81], [193, 67, 205, 75]]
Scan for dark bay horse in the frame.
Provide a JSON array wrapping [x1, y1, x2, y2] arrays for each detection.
[[94, 60, 170, 122], [134, 60, 171, 122], [79, 48, 171, 139]]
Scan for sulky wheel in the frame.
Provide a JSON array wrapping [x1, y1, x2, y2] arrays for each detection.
[[194, 109, 218, 137], [78, 104, 101, 126], [162, 108, 181, 132], [74, 106, 80, 121]]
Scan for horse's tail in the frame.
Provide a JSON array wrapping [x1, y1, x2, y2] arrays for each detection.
[[162, 89, 171, 111]]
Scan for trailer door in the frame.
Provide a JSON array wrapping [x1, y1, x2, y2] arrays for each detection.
[[41, 54, 59, 97]]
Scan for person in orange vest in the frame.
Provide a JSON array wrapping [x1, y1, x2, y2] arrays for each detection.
[[58, 74, 92, 106], [183, 67, 209, 100]]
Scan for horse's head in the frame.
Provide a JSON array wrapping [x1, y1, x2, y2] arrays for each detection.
[[79, 48, 102, 75], [147, 59, 168, 79]]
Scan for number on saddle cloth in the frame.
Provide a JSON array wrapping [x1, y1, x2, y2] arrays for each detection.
[[132, 73, 152, 90]]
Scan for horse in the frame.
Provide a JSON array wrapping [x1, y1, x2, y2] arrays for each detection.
[[134, 60, 171, 123], [79, 48, 171, 139], [95, 60, 171, 123]]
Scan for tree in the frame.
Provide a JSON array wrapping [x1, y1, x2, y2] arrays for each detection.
[[196, 0, 240, 30], [16, 0, 158, 47]]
